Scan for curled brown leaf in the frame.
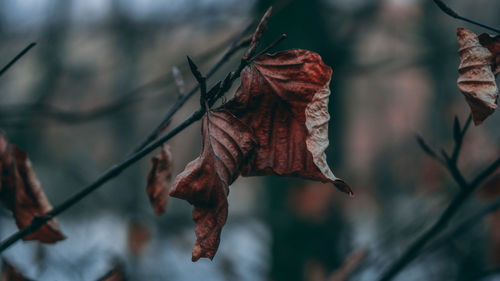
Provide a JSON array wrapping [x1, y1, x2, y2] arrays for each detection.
[[146, 144, 173, 216], [0, 132, 65, 243], [170, 111, 256, 261], [1, 260, 33, 281], [457, 28, 499, 125]]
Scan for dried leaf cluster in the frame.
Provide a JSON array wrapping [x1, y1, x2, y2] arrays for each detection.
[[457, 28, 500, 125]]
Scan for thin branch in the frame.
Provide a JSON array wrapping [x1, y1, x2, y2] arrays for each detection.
[[433, 0, 500, 34], [376, 115, 490, 281], [377, 185, 474, 281], [0, 43, 36, 77], [450, 114, 472, 162], [0, 7, 285, 253], [0, 108, 206, 252], [129, 21, 254, 154], [424, 195, 500, 255], [0, 25, 253, 125]]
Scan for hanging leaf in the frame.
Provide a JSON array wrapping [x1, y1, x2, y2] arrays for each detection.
[[171, 111, 256, 261], [457, 28, 499, 125], [146, 144, 173, 216], [0, 260, 33, 281], [96, 264, 126, 281], [0, 132, 65, 243], [170, 49, 349, 261]]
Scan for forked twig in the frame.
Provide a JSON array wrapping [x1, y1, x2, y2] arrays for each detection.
[[378, 114, 500, 281], [0, 6, 286, 253]]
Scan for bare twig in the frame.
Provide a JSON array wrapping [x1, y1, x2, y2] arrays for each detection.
[[0, 43, 36, 77], [433, 0, 500, 34], [424, 195, 500, 255], [130, 21, 254, 154], [0, 7, 286, 253], [415, 134, 442, 164], [376, 115, 495, 281], [0, 25, 254, 125]]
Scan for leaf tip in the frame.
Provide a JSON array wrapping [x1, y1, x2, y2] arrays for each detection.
[[333, 179, 353, 196]]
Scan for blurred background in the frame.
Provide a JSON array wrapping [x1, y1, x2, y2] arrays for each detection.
[[1, 0, 500, 280]]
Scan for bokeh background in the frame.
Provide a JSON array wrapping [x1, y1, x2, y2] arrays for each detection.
[[1, 0, 500, 280]]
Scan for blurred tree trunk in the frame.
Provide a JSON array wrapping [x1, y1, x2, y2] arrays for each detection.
[[254, 1, 354, 280]]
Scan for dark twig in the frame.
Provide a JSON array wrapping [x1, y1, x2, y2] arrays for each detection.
[[433, 0, 500, 34], [0, 108, 206, 252], [0, 7, 283, 253], [130, 21, 254, 154], [243, 6, 272, 61], [416, 134, 443, 164], [377, 115, 489, 281], [450, 114, 472, 163], [0, 43, 36, 77], [424, 195, 500, 255], [0, 23, 253, 126]]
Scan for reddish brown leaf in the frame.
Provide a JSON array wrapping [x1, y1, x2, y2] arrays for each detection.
[[1, 260, 33, 281], [457, 28, 499, 125], [479, 33, 500, 75], [97, 264, 126, 281], [127, 220, 151, 256], [225, 49, 350, 193], [170, 111, 256, 261], [0, 132, 65, 243], [171, 49, 349, 261], [146, 144, 173, 216]]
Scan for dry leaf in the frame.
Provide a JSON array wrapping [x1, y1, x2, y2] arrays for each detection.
[[0, 132, 65, 243], [457, 28, 499, 125], [171, 111, 255, 261], [97, 264, 126, 281], [225, 49, 351, 193], [1, 260, 33, 281], [146, 144, 173, 216], [170, 49, 349, 261]]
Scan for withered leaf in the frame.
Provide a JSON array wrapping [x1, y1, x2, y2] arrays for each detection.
[[225, 49, 350, 193], [97, 264, 126, 281], [171, 111, 255, 261], [1, 260, 33, 281], [146, 144, 173, 216], [0, 132, 65, 243], [170, 49, 349, 261], [457, 28, 499, 125]]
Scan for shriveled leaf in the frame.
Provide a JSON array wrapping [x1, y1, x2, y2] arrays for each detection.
[[1, 260, 33, 281], [127, 220, 151, 256], [478, 33, 500, 75], [97, 264, 126, 281], [457, 28, 499, 125], [225, 49, 351, 194], [146, 144, 173, 216], [171, 49, 349, 261], [170, 111, 256, 261], [0, 132, 65, 243]]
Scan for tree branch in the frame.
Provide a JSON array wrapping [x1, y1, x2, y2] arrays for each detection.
[[0, 7, 284, 253], [376, 114, 499, 281], [0, 43, 36, 77], [433, 0, 500, 34]]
